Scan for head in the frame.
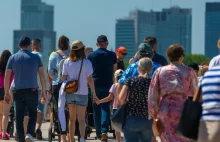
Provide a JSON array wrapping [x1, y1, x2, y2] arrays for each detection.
[[32, 38, 42, 52], [18, 36, 32, 50], [138, 57, 153, 77], [188, 63, 199, 76], [116, 46, 127, 60], [85, 46, 93, 57], [114, 69, 124, 83], [144, 36, 157, 51], [166, 44, 185, 64], [69, 40, 86, 62], [0, 50, 12, 73], [138, 43, 154, 59], [58, 35, 69, 51], [96, 35, 109, 48]]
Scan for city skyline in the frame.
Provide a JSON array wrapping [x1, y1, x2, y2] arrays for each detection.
[[116, 7, 192, 61], [1, 0, 220, 57]]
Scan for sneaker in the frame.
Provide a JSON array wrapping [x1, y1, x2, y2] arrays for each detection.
[[80, 138, 85, 142], [25, 134, 35, 142], [35, 129, 42, 140], [101, 133, 108, 141]]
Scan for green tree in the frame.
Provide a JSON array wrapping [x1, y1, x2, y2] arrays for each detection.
[[183, 54, 210, 66]]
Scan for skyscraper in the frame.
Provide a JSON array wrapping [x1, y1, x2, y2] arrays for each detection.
[[205, 2, 220, 59], [13, 0, 56, 56], [116, 7, 192, 61]]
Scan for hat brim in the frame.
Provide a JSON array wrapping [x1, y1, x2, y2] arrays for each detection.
[[71, 45, 85, 51]]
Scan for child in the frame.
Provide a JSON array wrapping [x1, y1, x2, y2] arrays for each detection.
[[95, 69, 124, 142]]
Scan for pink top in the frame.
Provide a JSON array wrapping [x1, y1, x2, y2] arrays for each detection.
[[109, 83, 118, 109], [0, 72, 14, 88]]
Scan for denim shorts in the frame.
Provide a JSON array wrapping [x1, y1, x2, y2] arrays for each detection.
[[37, 90, 45, 112], [65, 94, 88, 106]]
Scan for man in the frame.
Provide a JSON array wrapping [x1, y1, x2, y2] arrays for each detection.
[[4, 36, 46, 142], [115, 46, 127, 70], [144, 36, 168, 66], [188, 62, 199, 76], [117, 43, 161, 97], [87, 35, 117, 141], [31, 38, 48, 140]]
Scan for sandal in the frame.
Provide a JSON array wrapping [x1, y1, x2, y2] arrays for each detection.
[[2, 133, 10, 140]]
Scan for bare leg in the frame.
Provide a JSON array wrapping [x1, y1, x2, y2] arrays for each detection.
[[36, 110, 43, 129], [68, 104, 76, 142], [23, 116, 28, 135], [50, 103, 53, 126], [115, 131, 121, 142], [0, 101, 3, 132], [2, 101, 11, 137], [76, 106, 86, 139]]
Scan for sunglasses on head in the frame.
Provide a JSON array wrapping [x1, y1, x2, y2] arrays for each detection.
[[121, 53, 127, 56]]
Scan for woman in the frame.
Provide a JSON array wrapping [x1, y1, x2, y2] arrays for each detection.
[[61, 40, 96, 142], [119, 57, 153, 142], [48, 35, 69, 126], [148, 44, 198, 142], [0, 50, 13, 140]]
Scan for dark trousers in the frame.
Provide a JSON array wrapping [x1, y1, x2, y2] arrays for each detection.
[[13, 89, 38, 142], [92, 87, 110, 136]]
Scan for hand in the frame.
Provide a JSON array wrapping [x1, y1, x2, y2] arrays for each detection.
[[4, 93, 11, 104], [95, 100, 101, 105], [40, 91, 46, 101], [93, 94, 98, 103], [134, 52, 140, 61], [116, 101, 121, 108]]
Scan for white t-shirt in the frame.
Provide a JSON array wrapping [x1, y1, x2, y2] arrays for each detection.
[[62, 58, 93, 95], [32, 51, 48, 90]]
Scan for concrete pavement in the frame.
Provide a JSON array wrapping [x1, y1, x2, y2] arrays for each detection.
[[3, 122, 117, 142]]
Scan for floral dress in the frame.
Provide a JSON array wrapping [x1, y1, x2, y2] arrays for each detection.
[[148, 64, 198, 142]]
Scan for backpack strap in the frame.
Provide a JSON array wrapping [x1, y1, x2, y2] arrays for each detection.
[[56, 51, 64, 59]]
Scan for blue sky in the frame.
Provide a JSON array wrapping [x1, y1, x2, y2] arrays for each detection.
[[0, 0, 219, 54]]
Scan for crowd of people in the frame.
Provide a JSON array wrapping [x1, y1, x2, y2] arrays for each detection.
[[0, 34, 219, 142]]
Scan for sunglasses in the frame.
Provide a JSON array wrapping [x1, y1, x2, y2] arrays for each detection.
[[121, 53, 127, 56]]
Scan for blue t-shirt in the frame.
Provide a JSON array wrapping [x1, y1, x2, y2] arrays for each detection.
[[119, 60, 161, 85], [6, 50, 43, 90], [48, 50, 69, 85], [152, 52, 168, 66], [87, 48, 117, 88]]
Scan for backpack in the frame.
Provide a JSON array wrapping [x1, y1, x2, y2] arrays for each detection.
[[56, 52, 68, 82]]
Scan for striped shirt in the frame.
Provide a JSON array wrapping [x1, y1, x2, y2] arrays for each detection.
[[201, 66, 220, 121]]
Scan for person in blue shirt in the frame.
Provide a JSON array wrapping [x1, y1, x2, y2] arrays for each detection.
[[4, 36, 46, 142], [119, 43, 161, 86]]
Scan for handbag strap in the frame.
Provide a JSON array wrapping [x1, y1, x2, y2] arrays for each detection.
[[154, 67, 162, 118], [77, 59, 84, 81]]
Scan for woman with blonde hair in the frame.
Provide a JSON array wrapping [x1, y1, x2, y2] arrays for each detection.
[[148, 44, 198, 142], [60, 40, 96, 142]]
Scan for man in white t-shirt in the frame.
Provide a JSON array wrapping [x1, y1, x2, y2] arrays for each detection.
[[32, 38, 48, 139]]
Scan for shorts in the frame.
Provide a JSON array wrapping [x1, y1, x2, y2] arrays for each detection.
[[66, 94, 88, 106], [37, 90, 45, 112]]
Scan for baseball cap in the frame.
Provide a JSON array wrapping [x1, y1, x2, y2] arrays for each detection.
[[18, 36, 31, 46], [114, 69, 124, 78], [71, 40, 85, 50], [97, 35, 108, 43], [116, 46, 127, 55], [138, 43, 153, 54]]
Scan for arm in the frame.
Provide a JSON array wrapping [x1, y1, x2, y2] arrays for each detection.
[[87, 75, 97, 99], [62, 75, 67, 81], [118, 85, 128, 105], [96, 93, 114, 104], [38, 67, 46, 99], [113, 63, 117, 74], [48, 53, 56, 79], [4, 69, 12, 104], [148, 69, 160, 119]]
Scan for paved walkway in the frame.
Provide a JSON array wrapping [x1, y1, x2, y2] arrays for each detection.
[[3, 122, 117, 142]]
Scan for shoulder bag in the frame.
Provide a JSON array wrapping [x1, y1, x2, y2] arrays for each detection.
[[64, 59, 84, 94]]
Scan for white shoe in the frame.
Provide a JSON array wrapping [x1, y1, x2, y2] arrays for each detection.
[[80, 138, 85, 142], [25, 134, 35, 142]]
